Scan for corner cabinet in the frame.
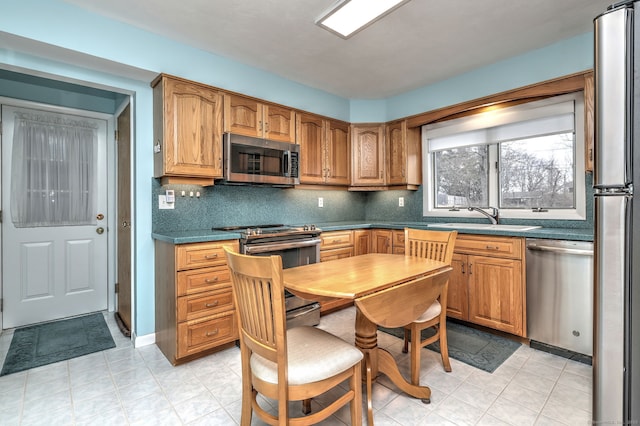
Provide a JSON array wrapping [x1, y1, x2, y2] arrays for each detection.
[[370, 229, 404, 254], [351, 124, 386, 188], [223, 93, 295, 143], [297, 112, 350, 186], [446, 235, 526, 337], [386, 120, 421, 188], [155, 239, 239, 365], [152, 74, 223, 185]]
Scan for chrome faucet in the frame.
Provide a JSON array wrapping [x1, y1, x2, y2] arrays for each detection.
[[467, 207, 499, 225]]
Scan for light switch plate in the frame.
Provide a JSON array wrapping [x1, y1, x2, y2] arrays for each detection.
[[159, 194, 174, 210], [399, 197, 404, 207]]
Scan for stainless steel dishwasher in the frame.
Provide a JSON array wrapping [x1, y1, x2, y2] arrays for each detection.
[[526, 238, 594, 357]]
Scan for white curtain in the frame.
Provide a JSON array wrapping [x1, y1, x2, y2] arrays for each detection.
[[11, 111, 98, 228]]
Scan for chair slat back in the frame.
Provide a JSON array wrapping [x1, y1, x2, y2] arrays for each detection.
[[224, 247, 287, 364], [405, 228, 457, 265]]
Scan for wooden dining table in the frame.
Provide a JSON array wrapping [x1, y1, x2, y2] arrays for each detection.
[[283, 253, 452, 425]]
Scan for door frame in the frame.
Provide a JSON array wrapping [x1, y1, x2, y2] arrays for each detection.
[[114, 99, 134, 336], [0, 96, 118, 327]]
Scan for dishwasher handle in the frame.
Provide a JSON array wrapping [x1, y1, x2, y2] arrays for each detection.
[[526, 244, 593, 256]]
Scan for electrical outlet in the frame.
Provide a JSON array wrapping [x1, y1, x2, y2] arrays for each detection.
[[318, 197, 324, 208], [399, 197, 404, 207], [158, 194, 174, 210]]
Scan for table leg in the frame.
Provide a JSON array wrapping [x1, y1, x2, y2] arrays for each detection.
[[355, 307, 432, 406]]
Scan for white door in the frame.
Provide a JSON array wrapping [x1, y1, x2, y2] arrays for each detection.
[[1, 104, 108, 329]]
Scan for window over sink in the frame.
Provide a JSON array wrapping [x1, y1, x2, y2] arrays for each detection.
[[422, 92, 586, 220]]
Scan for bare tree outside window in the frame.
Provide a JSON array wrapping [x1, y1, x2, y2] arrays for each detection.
[[434, 145, 488, 208], [499, 133, 574, 209]]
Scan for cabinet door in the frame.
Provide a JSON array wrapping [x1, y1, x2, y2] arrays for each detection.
[[371, 229, 392, 253], [387, 121, 407, 185], [354, 230, 371, 255], [326, 120, 350, 185], [351, 124, 385, 186], [446, 253, 468, 320], [223, 93, 262, 137], [297, 113, 325, 184], [392, 229, 405, 254], [264, 104, 295, 143], [157, 78, 223, 178], [467, 255, 523, 336]]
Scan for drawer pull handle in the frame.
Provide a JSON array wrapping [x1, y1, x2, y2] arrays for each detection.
[[205, 301, 219, 308], [204, 254, 218, 259], [485, 245, 500, 250], [204, 277, 219, 283], [461, 264, 465, 274], [469, 264, 473, 275], [206, 329, 219, 337], [332, 239, 342, 243]]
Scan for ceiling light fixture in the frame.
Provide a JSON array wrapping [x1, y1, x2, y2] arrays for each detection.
[[315, 0, 411, 39]]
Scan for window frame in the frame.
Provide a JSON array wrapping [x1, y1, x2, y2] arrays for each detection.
[[422, 92, 586, 221]]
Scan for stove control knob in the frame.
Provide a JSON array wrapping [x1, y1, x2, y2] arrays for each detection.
[[303, 224, 309, 231], [310, 224, 316, 230]]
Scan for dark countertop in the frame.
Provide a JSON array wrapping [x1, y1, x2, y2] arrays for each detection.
[[152, 221, 593, 244]]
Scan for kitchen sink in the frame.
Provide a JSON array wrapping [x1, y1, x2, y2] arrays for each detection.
[[428, 223, 542, 231]]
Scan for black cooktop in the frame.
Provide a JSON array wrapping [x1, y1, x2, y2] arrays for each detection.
[[212, 224, 284, 231]]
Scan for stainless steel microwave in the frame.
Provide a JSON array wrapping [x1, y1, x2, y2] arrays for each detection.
[[223, 133, 300, 186]]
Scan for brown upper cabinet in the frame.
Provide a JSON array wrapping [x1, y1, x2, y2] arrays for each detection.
[[223, 93, 295, 143], [351, 124, 386, 187], [297, 112, 351, 186], [386, 120, 421, 188], [152, 74, 224, 185]]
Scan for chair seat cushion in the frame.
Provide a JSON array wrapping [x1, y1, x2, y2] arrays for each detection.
[[250, 326, 363, 386], [413, 300, 442, 323]]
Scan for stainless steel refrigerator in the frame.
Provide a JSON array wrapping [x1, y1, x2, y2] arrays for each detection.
[[594, 1, 640, 423]]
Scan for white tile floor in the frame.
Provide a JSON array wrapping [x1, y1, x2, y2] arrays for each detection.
[[0, 307, 592, 425]]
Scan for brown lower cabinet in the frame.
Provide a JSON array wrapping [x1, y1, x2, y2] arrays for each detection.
[[320, 229, 526, 338], [446, 234, 526, 337], [155, 239, 239, 365]]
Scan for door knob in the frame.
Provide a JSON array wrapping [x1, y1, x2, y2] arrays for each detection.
[[96, 227, 105, 235], [96, 213, 104, 220], [122, 221, 129, 228]]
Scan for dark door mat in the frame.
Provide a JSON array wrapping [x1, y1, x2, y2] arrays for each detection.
[[1, 312, 116, 376], [380, 320, 522, 373]]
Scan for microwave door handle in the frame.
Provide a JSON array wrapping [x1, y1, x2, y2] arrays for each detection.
[[284, 150, 290, 177]]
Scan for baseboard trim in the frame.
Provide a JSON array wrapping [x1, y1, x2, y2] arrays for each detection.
[[132, 332, 155, 348]]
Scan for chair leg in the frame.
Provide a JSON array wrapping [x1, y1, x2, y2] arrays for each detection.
[[350, 363, 363, 426], [402, 328, 409, 353], [410, 324, 422, 386], [439, 322, 452, 372], [302, 399, 311, 415]]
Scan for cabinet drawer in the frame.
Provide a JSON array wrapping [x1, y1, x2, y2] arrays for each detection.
[[176, 241, 238, 270], [177, 288, 234, 322], [320, 247, 353, 262], [177, 313, 237, 358], [320, 231, 353, 249], [454, 235, 523, 259], [177, 265, 231, 296]]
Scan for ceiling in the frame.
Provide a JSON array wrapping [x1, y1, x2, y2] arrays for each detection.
[[63, 0, 612, 99]]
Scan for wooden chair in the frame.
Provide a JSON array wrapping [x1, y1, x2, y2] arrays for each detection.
[[402, 228, 458, 385], [223, 247, 363, 426]]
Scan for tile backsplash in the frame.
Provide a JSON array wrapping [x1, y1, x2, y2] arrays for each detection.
[[152, 173, 593, 232]]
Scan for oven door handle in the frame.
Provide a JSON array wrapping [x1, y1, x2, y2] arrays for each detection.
[[244, 238, 322, 254]]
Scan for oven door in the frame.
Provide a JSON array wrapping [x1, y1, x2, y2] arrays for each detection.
[[242, 238, 321, 328], [242, 238, 320, 268]]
